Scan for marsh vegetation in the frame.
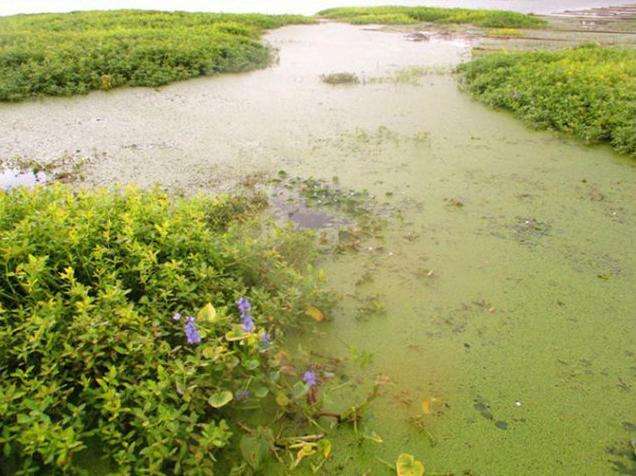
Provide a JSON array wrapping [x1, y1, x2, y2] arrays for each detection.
[[0, 10, 312, 101], [318, 6, 546, 28], [458, 45, 636, 156]]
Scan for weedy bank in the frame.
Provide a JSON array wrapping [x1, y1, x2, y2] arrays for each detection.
[[0, 185, 340, 473], [0, 10, 312, 101], [457, 45, 636, 157], [318, 6, 546, 28]]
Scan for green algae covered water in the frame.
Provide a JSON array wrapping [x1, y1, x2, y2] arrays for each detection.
[[282, 78, 635, 475], [0, 22, 634, 475]]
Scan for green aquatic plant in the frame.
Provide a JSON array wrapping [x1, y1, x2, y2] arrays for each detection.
[[457, 45, 636, 157], [320, 72, 360, 85], [0, 185, 333, 473], [396, 453, 425, 476], [0, 10, 313, 101], [318, 6, 546, 28]]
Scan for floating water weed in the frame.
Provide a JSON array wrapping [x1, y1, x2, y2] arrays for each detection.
[[320, 72, 360, 85]]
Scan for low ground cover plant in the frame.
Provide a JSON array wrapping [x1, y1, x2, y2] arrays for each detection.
[[0, 185, 331, 473], [457, 45, 636, 157], [0, 10, 312, 101], [318, 6, 546, 28]]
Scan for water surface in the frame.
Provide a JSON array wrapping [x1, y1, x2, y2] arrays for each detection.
[[0, 168, 46, 190]]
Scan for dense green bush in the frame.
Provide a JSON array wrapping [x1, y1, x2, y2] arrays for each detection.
[[0, 186, 329, 473], [318, 6, 546, 28], [0, 10, 312, 101], [457, 45, 636, 157]]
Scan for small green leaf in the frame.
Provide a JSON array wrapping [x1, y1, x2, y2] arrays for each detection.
[[275, 392, 290, 407], [225, 356, 240, 370], [208, 390, 233, 408], [244, 358, 260, 370], [253, 386, 269, 398], [396, 453, 425, 476], [318, 438, 332, 458]]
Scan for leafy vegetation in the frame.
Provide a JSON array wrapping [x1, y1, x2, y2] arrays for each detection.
[[0, 185, 333, 473], [457, 45, 636, 157], [0, 10, 312, 101], [318, 6, 546, 28]]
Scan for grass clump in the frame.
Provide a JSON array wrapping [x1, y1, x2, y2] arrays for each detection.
[[0, 185, 331, 473], [457, 45, 636, 157], [0, 10, 312, 101], [318, 6, 546, 28], [320, 72, 360, 85]]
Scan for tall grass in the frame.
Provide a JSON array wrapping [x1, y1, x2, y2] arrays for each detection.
[[457, 45, 636, 157], [0, 10, 312, 101], [318, 6, 546, 28]]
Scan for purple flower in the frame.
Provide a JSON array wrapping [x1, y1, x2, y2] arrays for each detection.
[[241, 314, 255, 333], [184, 316, 201, 345], [236, 297, 251, 316], [260, 332, 271, 348], [172, 312, 182, 321], [302, 370, 317, 388], [235, 390, 252, 401]]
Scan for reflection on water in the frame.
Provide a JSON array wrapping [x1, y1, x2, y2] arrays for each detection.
[[1, 0, 636, 16], [0, 168, 46, 190]]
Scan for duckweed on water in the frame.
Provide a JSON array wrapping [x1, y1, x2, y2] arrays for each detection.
[[0, 10, 312, 101], [318, 6, 546, 28], [458, 45, 636, 157]]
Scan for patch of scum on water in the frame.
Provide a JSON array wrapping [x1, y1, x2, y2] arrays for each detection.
[[0, 20, 634, 475]]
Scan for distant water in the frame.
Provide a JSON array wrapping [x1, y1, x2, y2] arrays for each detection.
[[1, 0, 635, 16], [0, 168, 46, 190]]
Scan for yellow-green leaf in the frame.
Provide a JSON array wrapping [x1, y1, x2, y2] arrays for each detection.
[[208, 390, 233, 408], [197, 303, 217, 322], [318, 438, 332, 458], [396, 453, 425, 476], [225, 327, 247, 341], [306, 305, 326, 322], [275, 392, 290, 407]]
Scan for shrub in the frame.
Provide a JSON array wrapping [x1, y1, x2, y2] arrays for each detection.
[[318, 6, 546, 28], [0, 11, 313, 101], [0, 185, 330, 473], [457, 45, 636, 157]]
